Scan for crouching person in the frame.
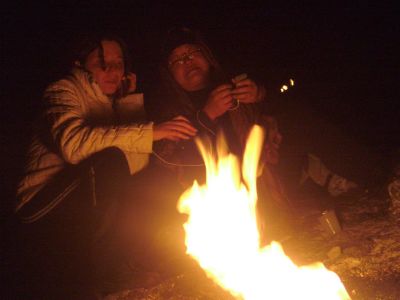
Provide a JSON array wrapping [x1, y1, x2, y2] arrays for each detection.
[[147, 26, 293, 253], [14, 33, 196, 299]]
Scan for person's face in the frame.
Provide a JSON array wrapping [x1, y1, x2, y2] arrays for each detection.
[[168, 44, 211, 92], [84, 40, 125, 95]]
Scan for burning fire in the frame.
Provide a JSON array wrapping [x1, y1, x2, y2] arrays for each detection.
[[177, 125, 351, 300]]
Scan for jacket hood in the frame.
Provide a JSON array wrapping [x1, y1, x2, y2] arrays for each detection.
[[69, 67, 110, 104]]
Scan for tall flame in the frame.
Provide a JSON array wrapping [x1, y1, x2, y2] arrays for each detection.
[[177, 125, 351, 300]]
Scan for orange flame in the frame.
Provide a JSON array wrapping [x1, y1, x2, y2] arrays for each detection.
[[177, 125, 351, 300]]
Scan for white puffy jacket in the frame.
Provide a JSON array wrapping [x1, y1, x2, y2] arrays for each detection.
[[16, 68, 153, 211]]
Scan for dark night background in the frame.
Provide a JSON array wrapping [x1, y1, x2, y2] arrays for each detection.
[[1, 2, 399, 220]]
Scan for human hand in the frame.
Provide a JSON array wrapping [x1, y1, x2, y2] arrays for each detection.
[[153, 115, 197, 141], [124, 72, 137, 93], [231, 78, 265, 104], [202, 84, 234, 120]]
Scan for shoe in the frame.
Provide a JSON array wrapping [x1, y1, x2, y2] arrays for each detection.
[[301, 153, 358, 197], [327, 174, 358, 197]]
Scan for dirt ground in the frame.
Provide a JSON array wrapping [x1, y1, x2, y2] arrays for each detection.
[[105, 185, 400, 300]]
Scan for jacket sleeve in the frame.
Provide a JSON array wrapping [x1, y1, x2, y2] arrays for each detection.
[[44, 81, 153, 165]]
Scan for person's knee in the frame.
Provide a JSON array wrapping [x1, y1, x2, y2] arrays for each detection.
[[90, 148, 129, 172]]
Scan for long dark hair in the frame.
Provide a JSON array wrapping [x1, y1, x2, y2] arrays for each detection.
[[70, 32, 133, 100], [72, 32, 132, 76]]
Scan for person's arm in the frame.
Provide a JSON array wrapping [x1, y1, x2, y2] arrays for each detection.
[[44, 81, 154, 165], [202, 84, 234, 121], [46, 82, 196, 164]]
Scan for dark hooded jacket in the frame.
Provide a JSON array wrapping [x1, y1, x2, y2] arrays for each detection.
[[146, 27, 294, 242], [147, 28, 265, 184]]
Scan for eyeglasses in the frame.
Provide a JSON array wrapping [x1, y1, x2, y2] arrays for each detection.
[[168, 48, 202, 68]]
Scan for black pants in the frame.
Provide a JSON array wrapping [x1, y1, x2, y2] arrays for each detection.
[[115, 160, 189, 277], [10, 149, 189, 298], [11, 148, 131, 299]]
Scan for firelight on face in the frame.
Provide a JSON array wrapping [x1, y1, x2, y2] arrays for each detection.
[[168, 44, 211, 92], [84, 40, 125, 96]]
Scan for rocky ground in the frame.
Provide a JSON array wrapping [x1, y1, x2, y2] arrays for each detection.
[[106, 185, 400, 300], [285, 192, 400, 300]]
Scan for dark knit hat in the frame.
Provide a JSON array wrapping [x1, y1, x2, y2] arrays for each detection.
[[161, 26, 199, 62]]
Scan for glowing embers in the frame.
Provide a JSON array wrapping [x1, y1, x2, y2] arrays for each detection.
[[177, 125, 350, 300]]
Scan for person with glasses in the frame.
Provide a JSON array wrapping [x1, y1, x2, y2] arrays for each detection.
[[146, 27, 293, 251], [13, 32, 197, 299], [148, 27, 267, 174]]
